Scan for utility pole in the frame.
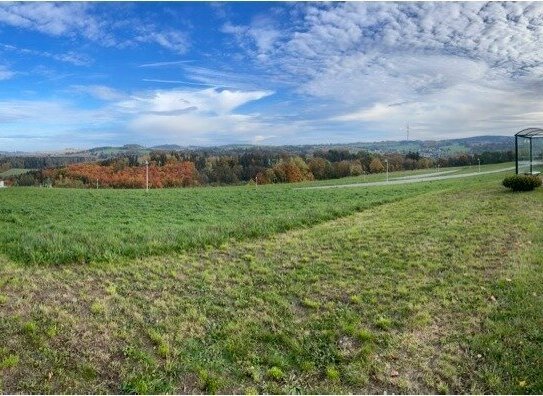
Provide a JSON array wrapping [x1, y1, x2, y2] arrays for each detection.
[[96, 179, 99, 189], [406, 123, 410, 141], [145, 160, 149, 191], [385, 159, 389, 182], [478, 158, 481, 173]]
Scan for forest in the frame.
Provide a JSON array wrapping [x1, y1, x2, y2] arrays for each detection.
[[3, 148, 514, 188]]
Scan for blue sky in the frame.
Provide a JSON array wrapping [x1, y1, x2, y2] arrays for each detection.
[[1, 2, 543, 151]]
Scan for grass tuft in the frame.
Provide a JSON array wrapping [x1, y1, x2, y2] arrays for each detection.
[[0, 354, 19, 369], [90, 301, 105, 315], [325, 366, 340, 381], [375, 317, 392, 330], [266, 366, 284, 381]]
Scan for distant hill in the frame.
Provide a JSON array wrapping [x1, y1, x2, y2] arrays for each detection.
[[3, 135, 514, 160], [151, 144, 184, 151], [312, 135, 514, 157]]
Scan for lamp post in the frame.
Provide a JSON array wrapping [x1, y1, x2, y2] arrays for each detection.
[[145, 160, 149, 191], [384, 159, 389, 182], [478, 158, 481, 173]]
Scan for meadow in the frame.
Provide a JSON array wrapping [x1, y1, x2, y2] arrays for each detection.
[[1, 164, 542, 394], [295, 161, 514, 187], [0, 167, 473, 265]]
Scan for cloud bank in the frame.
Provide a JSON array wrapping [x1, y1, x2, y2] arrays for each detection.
[[222, 2, 543, 138]]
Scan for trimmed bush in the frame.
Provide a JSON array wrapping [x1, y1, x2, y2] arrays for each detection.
[[502, 174, 542, 192]]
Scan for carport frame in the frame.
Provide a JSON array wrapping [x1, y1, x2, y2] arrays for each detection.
[[515, 128, 543, 174]]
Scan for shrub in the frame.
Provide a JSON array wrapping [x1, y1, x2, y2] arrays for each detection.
[[502, 174, 542, 192]]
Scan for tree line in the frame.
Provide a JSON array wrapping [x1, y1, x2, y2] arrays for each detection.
[[4, 148, 514, 188], [0, 156, 89, 172]]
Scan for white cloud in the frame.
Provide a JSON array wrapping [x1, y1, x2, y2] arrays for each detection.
[[0, 3, 190, 54], [141, 79, 212, 86], [303, 53, 490, 105], [0, 65, 15, 80], [118, 88, 272, 115], [135, 29, 189, 55], [272, 2, 543, 80], [221, 15, 283, 60], [252, 134, 276, 144], [335, 103, 399, 122], [1, 43, 92, 66], [0, 2, 113, 43], [70, 85, 125, 101], [0, 99, 120, 137], [179, 65, 271, 90], [227, 2, 543, 139], [54, 52, 92, 66], [333, 82, 543, 140], [139, 60, 193, 68], [116, 88, 273, 141]]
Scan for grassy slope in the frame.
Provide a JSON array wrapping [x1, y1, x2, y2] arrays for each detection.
[[1, 174, 541, 394], [0, 176, 463, 265], [295, 162, 514, 187]]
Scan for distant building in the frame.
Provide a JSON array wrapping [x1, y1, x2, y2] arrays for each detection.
[[0, 180, 5, 188]]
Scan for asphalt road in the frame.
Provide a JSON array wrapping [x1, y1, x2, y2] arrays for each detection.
[[391, 169, 459, 180]]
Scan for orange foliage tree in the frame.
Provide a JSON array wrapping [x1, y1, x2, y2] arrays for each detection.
[[45, 161, 200, 188]]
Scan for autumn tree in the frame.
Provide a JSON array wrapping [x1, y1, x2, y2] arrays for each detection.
[[369, 158, 385, 173], [308, 157, 332, 180]]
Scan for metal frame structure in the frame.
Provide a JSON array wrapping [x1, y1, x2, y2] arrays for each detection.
[[515, 128, 543, 174]]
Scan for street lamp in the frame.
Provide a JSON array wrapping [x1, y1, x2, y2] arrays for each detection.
[[145, 160, 149, 191], [384, 159, 389, 182]]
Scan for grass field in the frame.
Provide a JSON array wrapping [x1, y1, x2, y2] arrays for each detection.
[[295, 162, 514, 187], [1, 165, 542, 394], [0, 168, 33, 178], [0, 172, 470, 265]]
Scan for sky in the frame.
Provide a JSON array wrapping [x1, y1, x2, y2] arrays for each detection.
[[1, 1, 543, 151]]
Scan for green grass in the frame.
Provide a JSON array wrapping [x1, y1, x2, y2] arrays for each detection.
[[468, 221, 543, 393], [0, 171, 488, 265], [295, 162, 513, 187], [0, 168, 33, 178], [1, 171, 542, 393]]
